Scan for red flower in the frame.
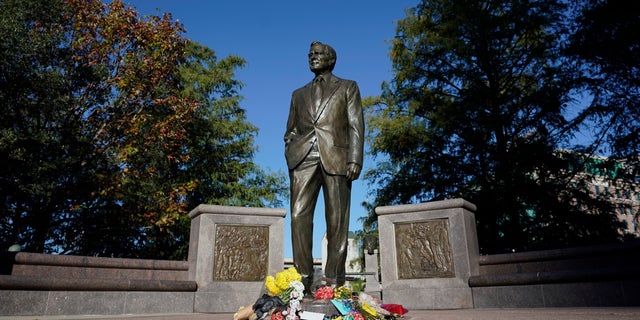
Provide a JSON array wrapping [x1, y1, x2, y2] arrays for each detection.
[[381, 303, 409, 315], [314, 286, 334, 300], [347, 312, 364, 320], [271, 311, 284, 320]]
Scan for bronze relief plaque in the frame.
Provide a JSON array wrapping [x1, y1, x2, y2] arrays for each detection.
[[213, 224, 269, 281], [395, 219, 455, 279]]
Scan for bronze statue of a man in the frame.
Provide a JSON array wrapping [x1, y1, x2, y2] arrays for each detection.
[[284, 41, 364, 292]]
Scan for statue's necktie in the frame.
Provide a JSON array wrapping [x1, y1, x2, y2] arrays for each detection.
[[312, 77, 323, 114]]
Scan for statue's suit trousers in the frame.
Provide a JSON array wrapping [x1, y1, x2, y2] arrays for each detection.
[[289, 143, 351, 288]]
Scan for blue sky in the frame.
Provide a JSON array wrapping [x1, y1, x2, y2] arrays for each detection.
[[124, 0, 417, 258]]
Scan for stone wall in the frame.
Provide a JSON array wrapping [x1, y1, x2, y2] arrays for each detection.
[[0, 204, 286, 316], [375, 198, 640, 309], [0, 252, 195, 316], [470, 241, 640, 307], [3, 200, 640, 316], [1, 251, 189, 281]]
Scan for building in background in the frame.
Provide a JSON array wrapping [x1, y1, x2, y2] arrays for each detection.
[[568, 152, 640, 236], [284, 231, 363, 286], [322, 231, 362, 281]]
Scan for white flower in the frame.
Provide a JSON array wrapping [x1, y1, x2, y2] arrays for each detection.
[[285, 303, 298, 320], [289, 281, 305, 301]]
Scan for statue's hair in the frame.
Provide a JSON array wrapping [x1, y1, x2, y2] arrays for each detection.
[[310, 41, 336, 71]]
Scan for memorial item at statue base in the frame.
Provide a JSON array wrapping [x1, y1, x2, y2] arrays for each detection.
[[234, 267, 304, 320], [233, 268, 408, 320]]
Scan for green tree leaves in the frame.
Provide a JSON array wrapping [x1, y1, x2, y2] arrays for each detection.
[[179, 41, 287, 209], [365, 0, 626, 254], [0, 0, 285, 258]]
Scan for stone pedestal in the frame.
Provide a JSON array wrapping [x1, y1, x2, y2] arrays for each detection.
[[376, 199, 479, 309], [302, 297, 338, 316], [188, 204, 286, 313], [364, 249, 381, 296]]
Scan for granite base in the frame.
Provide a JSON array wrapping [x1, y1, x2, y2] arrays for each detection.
[[302, 298, 338, 317]]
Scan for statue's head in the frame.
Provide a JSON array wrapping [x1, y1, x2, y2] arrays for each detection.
[[308, 41, 336, 74]]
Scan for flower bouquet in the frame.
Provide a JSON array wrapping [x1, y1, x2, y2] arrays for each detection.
[[234, 267, 305, 320], [313, 285, 408, 320]]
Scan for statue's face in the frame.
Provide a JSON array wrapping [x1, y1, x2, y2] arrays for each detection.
[[308, 44, 332, 74]]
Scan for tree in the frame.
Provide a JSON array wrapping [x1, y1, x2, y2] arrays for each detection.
[[66, 0, 201, 258], [0, 0, 285, 258], [179, 41, 286, 210], [0, 0, 99, 254], [365, 0, 622, 254], [568, 0, 640, 227]]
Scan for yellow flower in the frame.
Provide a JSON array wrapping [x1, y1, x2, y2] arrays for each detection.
[[265, 267, 302, 296], [360, 302, 378, 318], [265, 276, 280, 296], [286, 267, 302, 282], [333, 286, 352, 299], [275, 272, 289, 291]]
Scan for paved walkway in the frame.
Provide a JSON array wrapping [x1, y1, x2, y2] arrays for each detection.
[[4, 308, 640, 320]]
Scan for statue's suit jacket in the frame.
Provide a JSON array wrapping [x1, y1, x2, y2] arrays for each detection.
[[284, 74, 364, 174]]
